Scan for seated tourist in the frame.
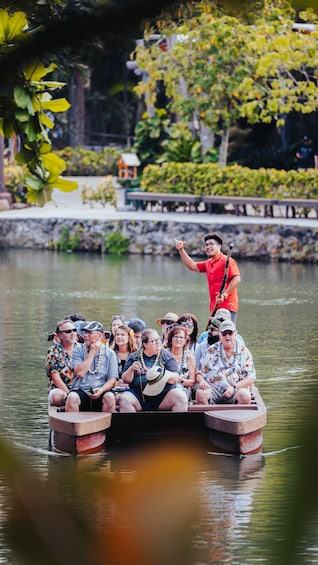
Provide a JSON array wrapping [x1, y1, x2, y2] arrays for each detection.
[[111, 324, 138, 386], [176, 312, 199, 354], [155, 312, 179, 343], [119, 328, 188, 412], [165, 324, 196, 400], [196, 320, 255, 405], [66, 321, 118, 412], [46, 318, 77, 406]]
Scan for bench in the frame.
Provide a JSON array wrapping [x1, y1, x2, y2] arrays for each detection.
[[128, 191, 202, 213], [202, 195, 276, 217], [278, 198, 318, 219]]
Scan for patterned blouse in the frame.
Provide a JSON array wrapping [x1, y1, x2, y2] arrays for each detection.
[[45, 342, 74, 391]]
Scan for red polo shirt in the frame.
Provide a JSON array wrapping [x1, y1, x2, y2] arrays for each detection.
[[196, 253, 240, 313]]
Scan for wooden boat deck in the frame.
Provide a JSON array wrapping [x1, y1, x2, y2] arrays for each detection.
[[48, 386, 266, 456]]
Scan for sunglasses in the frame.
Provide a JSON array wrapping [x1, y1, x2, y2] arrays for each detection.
[[112, 315, 124, 320], [160, 320, 174, 326], [221, 330, 234, 336], [181, 322, 194, 328], [58, 328, 77, 334]]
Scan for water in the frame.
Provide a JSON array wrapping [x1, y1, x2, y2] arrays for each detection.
[[0, 249, 318, 565]]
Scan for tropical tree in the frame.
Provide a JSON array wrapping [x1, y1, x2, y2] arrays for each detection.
[[132, 2, 318, 166]]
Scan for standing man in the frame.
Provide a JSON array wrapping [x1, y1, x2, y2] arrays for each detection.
[[175, 233, 241, 322], [46, 318, 78, 406], [66, 320, 118, 413]]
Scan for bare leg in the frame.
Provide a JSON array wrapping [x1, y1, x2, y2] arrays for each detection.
[[50, 389, 67, 407], [65, 391, 81, 412], [102, 392, 116, 412], [196, 388, 211, 404], [235, 388, 251, 404], [119, 391, 142, 412], [159, 389, 188, 412]]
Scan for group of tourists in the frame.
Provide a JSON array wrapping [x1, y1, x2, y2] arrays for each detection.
[[46, 232, 256, 413]]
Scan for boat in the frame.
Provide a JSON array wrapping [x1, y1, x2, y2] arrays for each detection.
[[48, 386, 266, 456]]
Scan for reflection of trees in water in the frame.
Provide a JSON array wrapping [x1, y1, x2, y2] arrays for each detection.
[[195, 455, 266, 563]]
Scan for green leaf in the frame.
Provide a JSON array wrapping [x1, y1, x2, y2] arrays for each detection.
[[25, 173, 44, 190], [13, 85, 33, 111]]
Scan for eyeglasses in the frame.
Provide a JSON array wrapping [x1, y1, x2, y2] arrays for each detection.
[[148, 338, 162, 344], [205, 242, 219, 248], [58, 328, 77, 334], [160, 320, 174, 326], [221, 330, 234, 336], [112, 315, 124, 320], [181, 322, 194, 328]]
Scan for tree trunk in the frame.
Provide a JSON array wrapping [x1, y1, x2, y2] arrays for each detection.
[[68, 69, 85, 147], [199, 122, 215, 158], [219, 127, 229, 167]]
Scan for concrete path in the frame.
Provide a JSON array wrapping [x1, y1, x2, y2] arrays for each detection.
[[1, 176, 318, 228]]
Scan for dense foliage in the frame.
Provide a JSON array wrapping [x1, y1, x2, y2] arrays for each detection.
[[141, 162, 318, 199]]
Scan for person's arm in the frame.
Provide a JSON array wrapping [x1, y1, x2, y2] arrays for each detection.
[[221, 274, 241, 300], [314, 153, 318, 169], [50, 371, 69, 393], [73, 341, 101, 378], [175, 239, 199, 272]]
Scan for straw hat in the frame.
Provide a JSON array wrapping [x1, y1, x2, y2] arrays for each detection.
[[143, 366, 175, 396], [155, 312, 178, 325]]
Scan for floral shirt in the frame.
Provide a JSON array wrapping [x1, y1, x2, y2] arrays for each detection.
[[200, 339, 256, 392], [45, 342, 74, 391]]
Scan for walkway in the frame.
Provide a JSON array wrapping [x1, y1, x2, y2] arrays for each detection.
[[1, 176, 318, 228]]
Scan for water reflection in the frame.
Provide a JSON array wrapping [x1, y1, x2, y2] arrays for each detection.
[[0, 249, 318, 564]]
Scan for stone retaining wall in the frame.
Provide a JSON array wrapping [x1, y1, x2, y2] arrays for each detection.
[[0, 217, 317, 262]]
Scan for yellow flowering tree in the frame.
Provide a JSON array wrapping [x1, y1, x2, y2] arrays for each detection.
[[133, 2, 318, 166]]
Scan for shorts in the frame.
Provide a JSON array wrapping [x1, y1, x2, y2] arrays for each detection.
[[128, 383, 175, 410], [69, 389, 105, 411], [208, 383, 236, 405]]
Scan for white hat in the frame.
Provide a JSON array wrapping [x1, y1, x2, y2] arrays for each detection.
[[219, 320, 236, 333], [143, 366, 174, 396]]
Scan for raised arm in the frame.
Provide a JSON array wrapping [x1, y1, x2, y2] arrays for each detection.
[[175, 239, 199, 272]]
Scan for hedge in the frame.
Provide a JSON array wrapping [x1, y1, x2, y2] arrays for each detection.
[[141, 162, 318, 199]]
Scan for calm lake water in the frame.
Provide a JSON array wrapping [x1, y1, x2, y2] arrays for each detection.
[[0, 249, 318, 565]]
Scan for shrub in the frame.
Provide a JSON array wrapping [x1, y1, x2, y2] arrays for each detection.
[[58, 225, 83, 252], [103, 231, 130, 255], [57, 146, 122, 176], [81, 176, 118, 207], [4, 165, 27, 202], [141, 162, 318, 199]]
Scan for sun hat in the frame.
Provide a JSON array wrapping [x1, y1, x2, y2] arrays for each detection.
[[214, 308, 232, 321], [82, 321, 104, 333], [143, 366, 175, 396], [219, 320, 236, 333], [156, 312, 178, 325]]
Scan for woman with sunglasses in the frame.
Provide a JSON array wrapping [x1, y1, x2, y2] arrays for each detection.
[[196, 320, 256, 405], [176, 313, 199, 354], [112, 325, 138, 384]]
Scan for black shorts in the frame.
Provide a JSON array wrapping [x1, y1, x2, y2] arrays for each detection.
[[129, 383, 175, 410], [71, 389, 105, 411]]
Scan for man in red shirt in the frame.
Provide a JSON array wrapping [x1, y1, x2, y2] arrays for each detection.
[[175, 233, 241, 322]]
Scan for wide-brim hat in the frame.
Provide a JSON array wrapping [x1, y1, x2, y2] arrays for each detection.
[[156, 312, 178, 325], [143, 366, 174, 396]]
